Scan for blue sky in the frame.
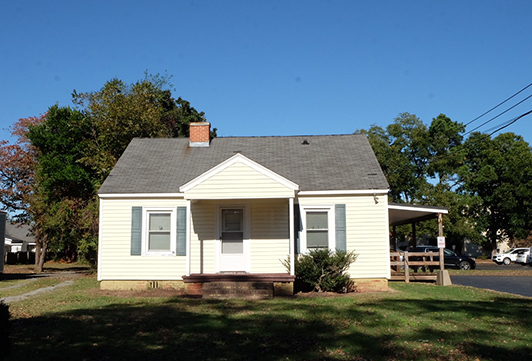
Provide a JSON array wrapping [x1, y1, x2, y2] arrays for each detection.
[[1, 0, 532, 144]]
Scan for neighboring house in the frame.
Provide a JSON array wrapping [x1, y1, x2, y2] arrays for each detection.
[[97, 122, 392, 295], [4, 222, 36, 253]]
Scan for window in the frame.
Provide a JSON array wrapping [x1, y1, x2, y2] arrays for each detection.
[[143, 208, 176, 255], [306, 212, 329, 249], [148, 213, 171, 252], [301, 206, 336, 252]]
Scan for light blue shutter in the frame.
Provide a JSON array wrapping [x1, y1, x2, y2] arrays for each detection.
[[176, 206, 187, 256], [294, 204, 301, 254], [131, 207, 142, 255], [335, 204, 346, 252]]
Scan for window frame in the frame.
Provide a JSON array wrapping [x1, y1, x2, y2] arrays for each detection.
[[142, 207, 177, 256], [300, 205, 336, 253]]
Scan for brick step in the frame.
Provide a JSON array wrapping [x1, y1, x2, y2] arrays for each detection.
[[202, 281, 273, 300]]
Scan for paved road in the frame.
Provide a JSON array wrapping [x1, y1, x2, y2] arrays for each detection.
[[452, 262, 532, 298], [451, 275, 532, 297], [475, 262, 530, 271]]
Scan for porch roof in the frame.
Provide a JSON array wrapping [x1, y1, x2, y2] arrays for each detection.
[[388, 203, 448, 226]]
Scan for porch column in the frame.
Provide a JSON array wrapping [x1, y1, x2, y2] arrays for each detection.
[[186, 199, 192, 276], [289, 197, 295, 276]]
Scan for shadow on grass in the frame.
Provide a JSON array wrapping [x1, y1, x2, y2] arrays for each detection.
[[0, 273, 50, 281], [7, 295, 532, 361]]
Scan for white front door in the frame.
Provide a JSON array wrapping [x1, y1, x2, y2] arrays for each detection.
[[219, 208, 245, 272]]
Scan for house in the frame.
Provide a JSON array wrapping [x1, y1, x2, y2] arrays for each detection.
[[97, 122, 392, 296], [4, 222, 36, 253], [2, 221, 36, 265]]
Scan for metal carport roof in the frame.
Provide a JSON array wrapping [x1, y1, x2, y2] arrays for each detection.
[[388, 203, 448, 226]]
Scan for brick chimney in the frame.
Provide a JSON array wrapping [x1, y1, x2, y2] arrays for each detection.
[[189, 122, 211, 147]]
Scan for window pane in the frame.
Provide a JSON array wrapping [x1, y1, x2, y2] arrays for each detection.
[[307, 230, 328, 248], [222, 240, 244, 254], [223, 209, 242, 231], [149, 233, 171, 251], [307, 212, 328, 230], [149, 213, 171, 231]]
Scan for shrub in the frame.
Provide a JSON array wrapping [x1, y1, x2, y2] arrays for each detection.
[[0, 300, 10, 359], [283, 249, 358, 293]]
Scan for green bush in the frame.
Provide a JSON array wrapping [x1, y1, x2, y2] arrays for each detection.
[[0, 300, 10, 360], [284, 249, 357, 293]]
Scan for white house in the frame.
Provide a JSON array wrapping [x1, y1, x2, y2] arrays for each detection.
[[97, 123, 392, 296]]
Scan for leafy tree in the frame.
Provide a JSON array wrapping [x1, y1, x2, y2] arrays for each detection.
[[27, 105, 100, 264], [72, 74, 210, 180], [0, 115, 44, 219], [458, 132, 532, 251], [358, 112, 433, 203]]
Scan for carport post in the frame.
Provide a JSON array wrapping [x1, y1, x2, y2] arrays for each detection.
[[438, 213, 444, 271], [436, 212, 452, 286]]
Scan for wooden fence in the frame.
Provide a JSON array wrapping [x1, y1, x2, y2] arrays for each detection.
[[390, 251, 445, 283]]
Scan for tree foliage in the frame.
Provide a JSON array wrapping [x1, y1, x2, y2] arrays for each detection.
[[0, 115, 44, 219], [458, 132, 532, 250], [72, 74, 210, 180]]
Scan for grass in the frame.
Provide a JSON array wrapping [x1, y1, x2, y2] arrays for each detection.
[[2, 273, 532, 361]]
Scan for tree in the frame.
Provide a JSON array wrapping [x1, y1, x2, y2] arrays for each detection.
[[458, 132, 532, 251], [358, 112, 432, 203], [0, 115, 44, 219], [27, 105, 100, 264], [72, 74, 210, 180], [0, 115, 51, 271]]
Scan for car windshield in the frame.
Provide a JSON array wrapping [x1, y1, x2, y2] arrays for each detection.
[[504, 249, 515, 254]]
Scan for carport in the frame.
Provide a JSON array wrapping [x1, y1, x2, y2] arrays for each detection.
[[388, 203, 448, 249], [388, 203, 450, 284]]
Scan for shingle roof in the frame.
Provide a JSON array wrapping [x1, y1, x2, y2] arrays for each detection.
[[98, 134, 389, 195]]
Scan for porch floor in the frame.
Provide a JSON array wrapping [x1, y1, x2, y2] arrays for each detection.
[[182, 273, 295, 283]]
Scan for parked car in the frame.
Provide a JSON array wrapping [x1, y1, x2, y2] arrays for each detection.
[[492, 248, 529, 265], [527, 247, 532, 266], [409, 246, 476, 270], [515, 249, 530, 265]]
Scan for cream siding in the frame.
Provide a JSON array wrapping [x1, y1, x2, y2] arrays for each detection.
[[189, 200, 217, 274], [100, 193, 390, 281], [249, 199, 290, 273], [298, 194, 390, 279], [184, 161, 295, 199], [98, 198, 188, 281]]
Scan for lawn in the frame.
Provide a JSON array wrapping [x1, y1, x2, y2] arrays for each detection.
[[2, 272, 532, 361]]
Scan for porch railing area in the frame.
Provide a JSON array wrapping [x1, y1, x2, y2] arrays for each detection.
[[390, 251, 444, 283]]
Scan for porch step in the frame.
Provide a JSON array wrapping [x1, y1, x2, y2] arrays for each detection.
[[202, 281, 273, 300]]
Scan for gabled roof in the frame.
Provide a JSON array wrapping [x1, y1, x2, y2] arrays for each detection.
[[98, 134, 389, 195], [5, 222, 34, 242]]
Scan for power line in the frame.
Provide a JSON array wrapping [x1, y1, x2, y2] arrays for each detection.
[[465, 81, 532, 126], [464, 109, 532, 137], [487, 110, 532, 136], [464, 93, 532, 134]]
